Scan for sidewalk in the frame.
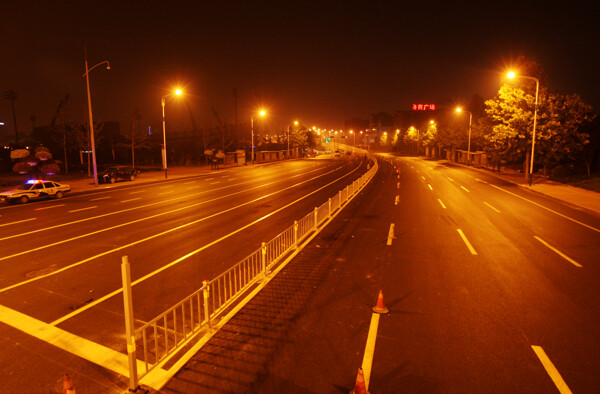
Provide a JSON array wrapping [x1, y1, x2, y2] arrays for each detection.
[[449, 160, 600, 215]]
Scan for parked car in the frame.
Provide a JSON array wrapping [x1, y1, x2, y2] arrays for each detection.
[[98, 166, 139, 184], [0, 180, 71, 204]]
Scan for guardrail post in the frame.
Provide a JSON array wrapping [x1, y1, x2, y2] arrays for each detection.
[[328, 198, 332, 218], [121, 256, 139, 391], [202, 280, 211, 328], [314, 207, 318, 228], [353, 180, 356, 194], [338, 190, 342, 208], [261, 242, 267, 278], [294, 221, 299, 248]]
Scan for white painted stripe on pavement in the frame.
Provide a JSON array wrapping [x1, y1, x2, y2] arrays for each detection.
[[387, 223, 395, 245], [120, 198, 142, 203], [89, 196, 111, 201], [68, 206, 97, 213], [534, 236, 582, 267], [0, 218, 36, 227], [128, 190, 147, 194], [457, 229, 477, 255], [361, 312, 380, 391], [157, 191, 173, 196], [438, 199, 446, 209], [484, 202, 501, 213], [461, 186, 470, 192], [209, 181, 221, 185], [428, 184, 433, 190], [532, 346, 573, 394], [184, 181, 196, 184], [0, 304, 143, 377], [447, 177, 454, 182], [421, 175, 426, 180], [36, 204, 65, 210]]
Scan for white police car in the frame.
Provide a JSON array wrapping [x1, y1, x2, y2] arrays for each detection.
[[0, 179, 71, 204]]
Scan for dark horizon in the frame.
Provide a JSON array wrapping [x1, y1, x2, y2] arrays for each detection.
[[2, 2, 599, 142]]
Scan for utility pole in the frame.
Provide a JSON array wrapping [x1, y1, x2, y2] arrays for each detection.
[[3, 90, 19, 144], [233, 87, 239, 149]]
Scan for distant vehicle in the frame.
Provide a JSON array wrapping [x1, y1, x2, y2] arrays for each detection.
[[0, 180, 71, 204], [99, 166, 139, 184]]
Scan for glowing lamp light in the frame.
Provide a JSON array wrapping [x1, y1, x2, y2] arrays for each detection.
[[259, 109, 266, 116], [507, 71, 516, 79], [175, 89, 183, 96]]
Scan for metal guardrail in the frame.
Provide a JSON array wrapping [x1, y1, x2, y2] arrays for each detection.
[[124, 157, 378, 389]]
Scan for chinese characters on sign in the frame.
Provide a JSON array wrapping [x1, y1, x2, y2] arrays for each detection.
[[412, 104, 436, 110]]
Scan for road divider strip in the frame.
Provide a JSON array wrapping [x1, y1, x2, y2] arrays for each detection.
[[35, 204, 65, 210], [68, 206, 97, 213], [457, 229, 477, 255], [531, 345, 573, 394], [534, 236, 582, 267], [387, 223, 396, 245], [483, 202, 501, 213], [0, 218, 36, 227]]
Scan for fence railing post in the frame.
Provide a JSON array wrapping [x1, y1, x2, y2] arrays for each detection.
[[338, 190, 342, 208], [261, 242, 267, 277], [328, 198, 332, 218], [294, 221, 299, 248], [121, 256, 139, 391], [202, 280, 211, 328], [314, 207, 318, 228]]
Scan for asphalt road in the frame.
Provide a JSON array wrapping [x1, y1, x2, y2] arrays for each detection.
[[0, 157, 368, 392], [162, 155, 600, 393]]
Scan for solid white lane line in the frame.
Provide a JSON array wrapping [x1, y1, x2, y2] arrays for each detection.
[[186, 186, 201, 190], [49, 164, 364, 325], [428, 184, 433, 190], [447, 177, 454, 182], [480, 179, 600, 233], [128, 190, 147, 194], [120, 198, 142, 203], [157, 191, 173, 196], [159, 185, 172, 189], [0, 218, 36, 227], [461, 186, 470, 192], [534, 236, 582, 267], [89, 196, 111, 201], [184, 181, 196, 184], [457, 229, 477, 255], [68, 206, 97, 213], [35, 204, 65, 210], [209, 181, 221, 185], [387, 223, 395, 246], [438, 199, 446, 209], [204, 177, 214, 181], [531, 346, 573, 394], [484, 202, 501, 213]]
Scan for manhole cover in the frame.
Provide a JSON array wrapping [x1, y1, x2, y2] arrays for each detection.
[[25, 264, 57, 278]]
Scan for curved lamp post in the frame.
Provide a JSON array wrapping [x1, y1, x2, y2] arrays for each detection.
[[507, 71, 540, 186], [251, 109, 266, 165], [456, 107, 472, 165], [161, 88, 183, 179], [83, 51, 110, 186]]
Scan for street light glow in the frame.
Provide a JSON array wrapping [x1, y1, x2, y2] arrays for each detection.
[[456, 107, 462, 112], [259, 109, 266, 117], [175, 88, 182, 95], [507, 71, 516, 79]]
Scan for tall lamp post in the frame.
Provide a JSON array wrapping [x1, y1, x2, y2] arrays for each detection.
[[251, 109, 266, 165], [161, 88, 183, 179], [83, 50, 110, 186], [456, 108, 472, 165], [507, 71, 540, 186]]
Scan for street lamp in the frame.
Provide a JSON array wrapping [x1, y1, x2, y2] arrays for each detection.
[[456, 107, 472, 165], [251, 109, 266, 165], [507, 71, 540, 186], [161, 88, 183, 179], [288, 120, 299, 159], [83, 50, 110, 187]]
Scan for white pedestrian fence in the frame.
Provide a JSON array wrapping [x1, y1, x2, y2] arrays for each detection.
[[122, 157, 378, 390]]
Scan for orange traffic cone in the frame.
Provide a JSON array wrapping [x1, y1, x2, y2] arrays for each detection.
[[350, 367, 368, 394], [372, 290, 389, 314], [63, 373, 76, 394]]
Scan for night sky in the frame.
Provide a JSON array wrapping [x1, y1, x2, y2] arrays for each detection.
[[2, 1, 598, 141]]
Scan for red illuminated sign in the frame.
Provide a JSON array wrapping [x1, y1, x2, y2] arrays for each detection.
[[412, 104, 436, 111]]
